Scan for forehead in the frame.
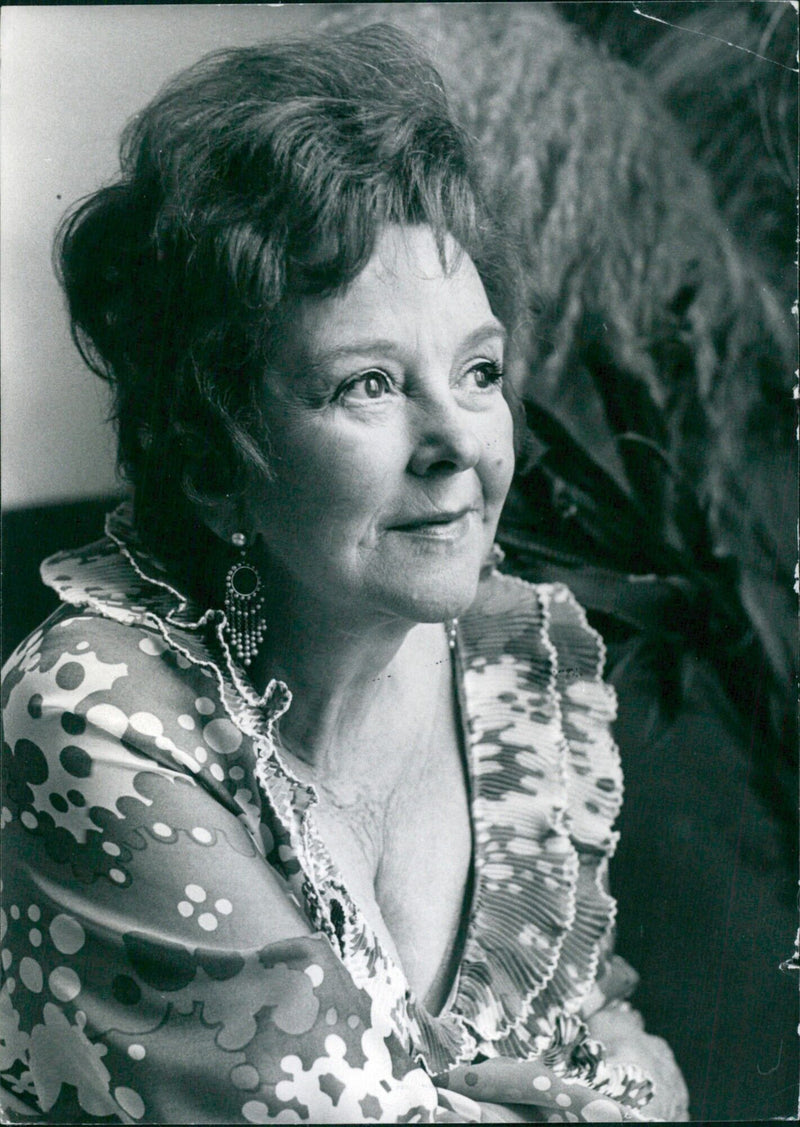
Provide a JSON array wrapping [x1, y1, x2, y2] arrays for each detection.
[[291, 225, 496, 355]]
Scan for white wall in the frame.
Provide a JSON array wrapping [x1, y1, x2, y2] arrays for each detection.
[[1, 3, 320, 510]]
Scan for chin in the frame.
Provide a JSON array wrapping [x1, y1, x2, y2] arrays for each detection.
[[378, 564, 483, 624]]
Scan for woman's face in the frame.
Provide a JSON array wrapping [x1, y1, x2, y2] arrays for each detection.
[[247, 224, 515, 628]]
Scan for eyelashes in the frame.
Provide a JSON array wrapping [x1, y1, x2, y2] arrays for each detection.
[[334, 359, 504, 405], [469, 359, 504, 389], [335, 370, 393, 403]]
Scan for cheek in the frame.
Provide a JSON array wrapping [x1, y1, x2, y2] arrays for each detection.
[[482, 405, 516, 505], [264, 420, 401, 531]]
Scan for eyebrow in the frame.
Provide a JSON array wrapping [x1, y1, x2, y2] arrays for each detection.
[[306, 320, 508, 371]]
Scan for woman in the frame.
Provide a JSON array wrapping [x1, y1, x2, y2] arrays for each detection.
[[0, 25, 687, 1123]]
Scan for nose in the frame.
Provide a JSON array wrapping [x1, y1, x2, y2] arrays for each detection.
[[407, 391, 482, 478]]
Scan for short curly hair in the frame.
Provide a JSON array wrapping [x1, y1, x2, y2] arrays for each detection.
[[56, 24, 516, 572]]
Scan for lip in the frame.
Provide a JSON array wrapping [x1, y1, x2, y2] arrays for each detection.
[[388, 507, 476, 538]]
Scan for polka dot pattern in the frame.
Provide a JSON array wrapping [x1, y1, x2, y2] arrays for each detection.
[[231, 1064, 260, 1091], [49, 966, 82, 1002], [202, 718, 242, 755], [19, 957, 43, 993], [115, 1087, 145, 1119], [59, 745, 91, 778], [129, 712, 163, 738], [305, 964, 324, 988], [242, 1101, 270, 1124], [85, 703, 128, 739], [50, 915, 85, 955], [139, 636, 166, 657], [60, 712, 86, 736], [55, 662, 85, 691]]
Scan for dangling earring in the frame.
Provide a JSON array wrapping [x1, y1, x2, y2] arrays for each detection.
[[223, 532, 266, 667]]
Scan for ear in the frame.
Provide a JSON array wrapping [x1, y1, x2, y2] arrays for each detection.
[[194, 496, 244, 547]]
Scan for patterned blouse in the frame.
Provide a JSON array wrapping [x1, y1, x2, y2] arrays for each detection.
[[1, 505, 655, 1123]]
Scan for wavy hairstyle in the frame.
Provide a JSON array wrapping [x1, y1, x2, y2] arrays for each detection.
[[55, 24, 516, 571]]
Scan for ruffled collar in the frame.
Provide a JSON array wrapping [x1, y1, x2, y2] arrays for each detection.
[[40, 503, 646, 1108], [41, 501, 293, 722]]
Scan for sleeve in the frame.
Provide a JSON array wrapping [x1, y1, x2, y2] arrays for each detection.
[[0, 628, 445, 1124]]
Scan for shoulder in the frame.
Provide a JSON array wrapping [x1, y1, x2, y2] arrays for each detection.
[[1, 604, 251, 853], [3, 605, 219, 748], [1, 606, 309, 943]]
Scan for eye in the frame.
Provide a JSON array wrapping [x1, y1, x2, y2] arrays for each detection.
[[337, 370, 393, 403], [466, 359, 504, 390]]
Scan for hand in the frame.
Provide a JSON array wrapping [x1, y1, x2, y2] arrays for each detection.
[[435, 1087, 530, 1122], [586, 1003, 690, 1122], [435, 1058, 648, 1121]]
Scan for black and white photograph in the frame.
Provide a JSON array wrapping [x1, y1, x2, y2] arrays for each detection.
[[1, 3, 797, 1123]]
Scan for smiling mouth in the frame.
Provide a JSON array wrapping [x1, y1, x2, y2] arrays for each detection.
[[389, 508, 476, 537]]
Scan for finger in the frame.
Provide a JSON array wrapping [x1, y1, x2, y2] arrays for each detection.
[[435, 1059, 647, 1122], [436, 1058, 553, 1104]]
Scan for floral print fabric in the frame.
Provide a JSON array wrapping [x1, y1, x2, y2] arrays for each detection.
[[1, 505, 654, 1122]]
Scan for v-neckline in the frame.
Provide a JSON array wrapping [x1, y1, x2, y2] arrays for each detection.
[[41, 526, 632, 1079], [246, 572, 624, 1074], [279, 620, 482, 1022], [418, 618, 479, 1017], [419, 622, 482, 1018]]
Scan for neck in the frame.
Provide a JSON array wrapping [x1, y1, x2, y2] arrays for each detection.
[[249, 571, 450, 784]]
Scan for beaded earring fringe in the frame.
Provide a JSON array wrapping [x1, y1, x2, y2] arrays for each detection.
[[223, 535, 266, 667]]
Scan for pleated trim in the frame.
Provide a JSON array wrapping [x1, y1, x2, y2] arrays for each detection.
[[453, 574, 578, 1045], [414, 572, 650, 1109], [526, 584, 623, 1023]]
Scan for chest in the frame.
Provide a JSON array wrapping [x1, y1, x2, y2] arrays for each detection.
[[308, 710, 473, 1013]]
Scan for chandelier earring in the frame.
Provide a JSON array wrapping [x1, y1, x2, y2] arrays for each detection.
[[223, 532, 266, 667]]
